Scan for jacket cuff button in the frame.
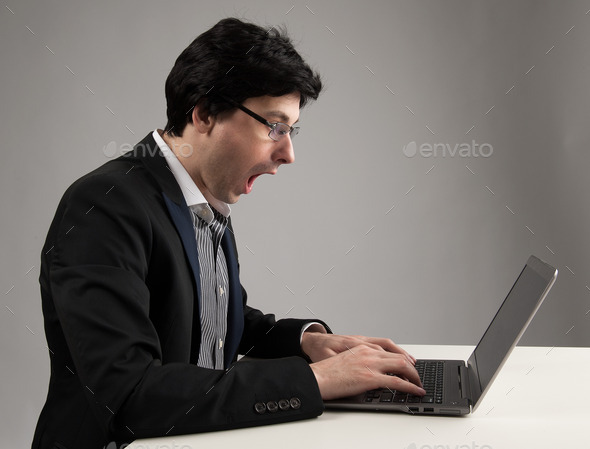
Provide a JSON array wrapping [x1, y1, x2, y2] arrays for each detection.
[[289, 397, 301, 410], [278, 399, 290, 411], [254, 402, 267, 414], [266, 401, 278, 413]]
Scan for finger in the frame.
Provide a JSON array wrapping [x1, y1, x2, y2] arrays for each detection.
[[366, 338, 416, 364], [382, 374, 426, 396], [349, 336, 416, 365], [356, 342, 386, 353], [384, 357, 423, 389], [402, 350, 417, 365], [341, 338, 386, 354], [395, 348, 416, 365], [380, 340, 417, 365]]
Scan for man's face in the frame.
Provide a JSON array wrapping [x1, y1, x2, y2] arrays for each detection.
[[200, 93, 300, 204]]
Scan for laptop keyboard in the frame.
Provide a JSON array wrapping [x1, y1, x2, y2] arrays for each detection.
[[364, 360, 444, 404]]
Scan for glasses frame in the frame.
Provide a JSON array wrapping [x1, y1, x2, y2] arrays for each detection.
[[215, 94, 299, 142]]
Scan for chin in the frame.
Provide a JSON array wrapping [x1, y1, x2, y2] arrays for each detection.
[[211, 189, 239, 205], [224, 193, 240, 205]]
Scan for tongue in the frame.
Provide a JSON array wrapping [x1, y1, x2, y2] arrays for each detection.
[[247, 174, 259, 193]]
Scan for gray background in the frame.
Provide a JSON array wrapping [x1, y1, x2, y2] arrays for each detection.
[[2, 0, 589, 446]]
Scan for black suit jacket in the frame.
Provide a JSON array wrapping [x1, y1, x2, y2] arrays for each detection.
[[33, 133, 327, 449]]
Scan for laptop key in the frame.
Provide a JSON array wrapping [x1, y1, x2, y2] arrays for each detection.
[[380, 392, 393, 402], [392, 393, 407, 403], [420, 396, 434, 403]]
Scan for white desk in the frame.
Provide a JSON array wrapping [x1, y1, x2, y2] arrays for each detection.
[[128, 345, 589, 449]]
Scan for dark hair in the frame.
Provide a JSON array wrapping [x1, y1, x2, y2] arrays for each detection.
[[164, 18, 323, 136]]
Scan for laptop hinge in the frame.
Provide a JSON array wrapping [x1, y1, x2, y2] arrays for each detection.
[[459, 364, 471, 400]]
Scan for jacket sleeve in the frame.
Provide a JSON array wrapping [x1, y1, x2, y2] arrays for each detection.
[[240, 300, 332, 360], [46, 171, 324, 442]]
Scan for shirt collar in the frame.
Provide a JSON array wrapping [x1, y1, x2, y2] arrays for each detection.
[[152, 129, 231, 220]]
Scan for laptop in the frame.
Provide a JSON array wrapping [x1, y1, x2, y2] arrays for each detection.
[[325, 255, 557, 415]]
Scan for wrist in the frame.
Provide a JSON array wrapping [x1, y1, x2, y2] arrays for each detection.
[[308, 362, 326, 399], [304, 323, 327, 334], [301, 331, 314, 359]]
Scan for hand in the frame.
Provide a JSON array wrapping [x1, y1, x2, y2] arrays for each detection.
[[301, 332, 417, 365], [309, 344, 426, 400]]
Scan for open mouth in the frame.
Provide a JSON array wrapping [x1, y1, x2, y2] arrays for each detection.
[[245, 174, 260, 194], [245, 170, 277, 194]]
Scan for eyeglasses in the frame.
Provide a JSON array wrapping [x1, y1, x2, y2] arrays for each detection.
[[216, 95, 299, 142]]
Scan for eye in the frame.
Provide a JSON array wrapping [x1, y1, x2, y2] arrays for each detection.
[[276, 124, 290, 135]]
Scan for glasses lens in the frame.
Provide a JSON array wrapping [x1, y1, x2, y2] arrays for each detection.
[[269, 123, 297, 141]]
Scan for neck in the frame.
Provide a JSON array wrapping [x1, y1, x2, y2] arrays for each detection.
[[158, 129, 226, 211]]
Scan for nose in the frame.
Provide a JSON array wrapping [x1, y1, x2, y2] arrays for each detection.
[[273, 135, 295, 165]]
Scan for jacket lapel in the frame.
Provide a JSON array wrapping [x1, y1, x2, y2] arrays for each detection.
[[127, 132, 203, 309], [221, 225, 245, 366], [162, 193, 202, 304], [129, 132, 244, 367]]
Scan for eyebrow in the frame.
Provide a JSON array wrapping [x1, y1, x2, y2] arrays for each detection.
[[265, 110, 299, 125]]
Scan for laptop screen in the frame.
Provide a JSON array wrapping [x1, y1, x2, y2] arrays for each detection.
[[467, 256, 557, 410]]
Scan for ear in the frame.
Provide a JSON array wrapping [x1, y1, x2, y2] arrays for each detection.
[[191, 103, 216, 135]]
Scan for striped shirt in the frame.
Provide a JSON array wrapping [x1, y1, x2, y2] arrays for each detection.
[[191, 204, 229, 370], [191, 204, 229, 369], [153, 130, 231, 369]]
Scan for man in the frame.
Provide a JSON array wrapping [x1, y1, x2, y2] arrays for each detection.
[[33, 18, 425, 449]]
